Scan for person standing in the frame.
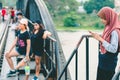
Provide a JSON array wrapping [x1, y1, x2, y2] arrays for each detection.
[[16, 12, 23, 22], [5, 18, 31, 77], [1, 7, 6, 22], [14, 12, 23, 33], [31, 20, 51, 80], [89, 7, 120, 80], [10, 7, 15, 24], [15, 9, 22, 22]]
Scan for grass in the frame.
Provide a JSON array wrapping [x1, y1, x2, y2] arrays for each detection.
[[55, 26, 103, 31]]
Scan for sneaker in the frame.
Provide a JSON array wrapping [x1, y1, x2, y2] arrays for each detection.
[[32, 76, 38, 80], [7, 70, 18, 77], [15, 70, 19, 74]]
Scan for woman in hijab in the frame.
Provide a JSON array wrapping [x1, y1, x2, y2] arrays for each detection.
[[89, 7, 120, 80]]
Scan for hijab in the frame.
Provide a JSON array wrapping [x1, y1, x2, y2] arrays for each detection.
[[97, 7, 120, 54]]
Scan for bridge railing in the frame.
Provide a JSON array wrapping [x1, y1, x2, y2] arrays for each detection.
[[43, 36, 58, 80], [0, 16, 11, 73], [57, 35, 94, 80], [0, 18, 10, 58]]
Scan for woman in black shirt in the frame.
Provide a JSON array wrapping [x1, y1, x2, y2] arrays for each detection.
[[31, 20, 51, 80], [5, 18, 31, 77]]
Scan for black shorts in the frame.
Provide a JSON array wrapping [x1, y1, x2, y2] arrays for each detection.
[[16, 48, 32, 56], [33, 50, 43, 57], [11, 16, 14, 19]]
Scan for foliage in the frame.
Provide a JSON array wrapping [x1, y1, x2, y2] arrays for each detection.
[[64, 16, 77, 27], [44, 0, 79, 16], [45, 0, 105, 30], [83, 1, 96, 14], [63, 12, 79, 27], [53, 12, 104, 30], [83, 0, 114, 14]]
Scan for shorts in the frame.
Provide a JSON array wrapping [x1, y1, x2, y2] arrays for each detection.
[[16, 48, 32, 56], [11, 16, 14, 19], [33, 50, 43, 57]]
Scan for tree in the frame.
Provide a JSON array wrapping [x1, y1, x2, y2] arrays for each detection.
[[83, 0, 114, 14], [44, 0, 79, 16], [84, 1, 96, 14]]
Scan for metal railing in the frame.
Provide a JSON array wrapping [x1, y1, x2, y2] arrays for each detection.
[[0, 17, 11, 72], [42, 36, 58, 80], [57, 35, 92, 80], [0, 17, 10, 58]]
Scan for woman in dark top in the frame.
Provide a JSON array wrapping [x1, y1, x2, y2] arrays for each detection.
[[5, 18, 31, 77], [31, 20, 51, 80], [89, 7, 120, 80]]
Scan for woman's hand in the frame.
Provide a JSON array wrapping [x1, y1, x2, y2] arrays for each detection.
[[25, 55, 30, 62], [6, 50, 11, 54], [89, 31, 105, 43], [42, 31, 52, 39]]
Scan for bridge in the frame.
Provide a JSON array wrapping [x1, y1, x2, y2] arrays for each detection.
[[0, 0, 108, 80], [0, 0, 73, 80]]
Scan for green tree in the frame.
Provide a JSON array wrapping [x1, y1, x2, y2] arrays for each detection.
[[83, 0, 114, 14], [44, 0, 79, 16]]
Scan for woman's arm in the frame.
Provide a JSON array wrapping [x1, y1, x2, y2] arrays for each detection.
[[25, 39, 31, 61], [42, 31, 52, 39], [102, 30, 118, 53], [89, 30, 119, 53], [26, 39, 31, 57]]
